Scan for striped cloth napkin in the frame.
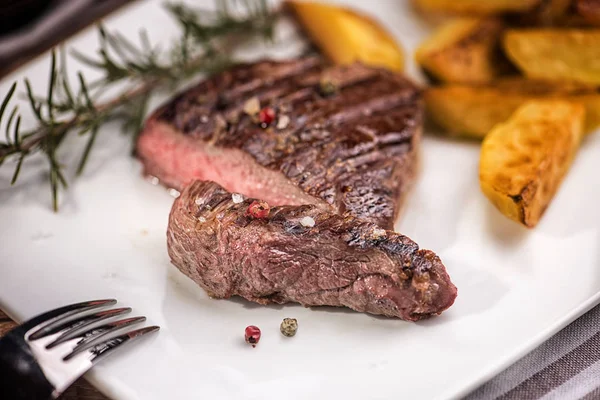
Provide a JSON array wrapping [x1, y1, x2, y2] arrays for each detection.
[[466, 304, 600, 399]]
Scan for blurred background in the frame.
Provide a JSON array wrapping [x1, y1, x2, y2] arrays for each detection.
[[0, 0, 132, 77]]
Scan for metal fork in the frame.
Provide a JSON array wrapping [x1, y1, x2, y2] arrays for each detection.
[[0, 299, 159, 400]]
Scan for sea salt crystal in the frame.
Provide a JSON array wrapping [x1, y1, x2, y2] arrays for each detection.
[[168, 188, 180, 198], [371, 227, 387, 239], [231, 193, 244, 204], [300, 216, 315, 228], [276, 115, 290, 129], [195, 197, 203, 205], [243, 96, 261, 116], [198, 216, 207, 223]]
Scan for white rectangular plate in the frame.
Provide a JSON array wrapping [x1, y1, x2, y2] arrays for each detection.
[[1, 1, 599, 399]]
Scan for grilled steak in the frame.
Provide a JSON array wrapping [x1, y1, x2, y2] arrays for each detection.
[[168, 181, 457, 321], [138, 57, 422, 229]]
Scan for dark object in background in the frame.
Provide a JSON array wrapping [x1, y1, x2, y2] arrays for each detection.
[[0, 0, 133, 78], [0, 0, 52, 34]]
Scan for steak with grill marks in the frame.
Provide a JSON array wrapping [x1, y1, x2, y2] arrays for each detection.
[[137, 57, 422, 229], [168, 181, 457, 321]]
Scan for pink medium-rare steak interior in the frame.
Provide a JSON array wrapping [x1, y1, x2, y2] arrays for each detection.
[[137, 57, 423, 229], [138, 120, 324, 207]]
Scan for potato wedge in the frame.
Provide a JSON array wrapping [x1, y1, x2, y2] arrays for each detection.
[[576, 0, 600, 25], [286, 1, 404, 72], [504, 29, 600, 85], [415, 18, 511, 84], [425, 79, 600, 138], [480, 100, 585, 227], [413, 0, 541, 15]]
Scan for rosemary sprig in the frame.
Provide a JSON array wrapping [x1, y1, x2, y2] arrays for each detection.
[[0, 0, 277, 211]]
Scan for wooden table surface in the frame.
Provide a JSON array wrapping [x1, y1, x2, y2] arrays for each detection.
[[0, 310, 110, 400]]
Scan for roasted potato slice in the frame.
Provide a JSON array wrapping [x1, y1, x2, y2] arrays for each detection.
[[576, 0, 600, 25], [480, 100, 585, 227], [413, 0, 541, 15], [425, 84, 526, 138], [504, 29, 600, 85], [286, 1, 404, 72], [415, 18, 511, 84], [425, 79, 600, 138]]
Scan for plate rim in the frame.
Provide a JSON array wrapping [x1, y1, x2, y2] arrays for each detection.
[[445, 291, 600, 399]]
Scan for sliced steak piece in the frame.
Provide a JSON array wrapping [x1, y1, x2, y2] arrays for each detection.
[[168, 181, 457, 321], [138, 57, 422, 229]]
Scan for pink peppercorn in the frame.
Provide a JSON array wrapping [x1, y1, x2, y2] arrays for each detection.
[[258, 107, 275, 126], [245, 325, 261, 347], [246, 200, 270, 219]]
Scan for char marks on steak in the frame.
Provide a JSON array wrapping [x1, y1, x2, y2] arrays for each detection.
[[138, 57, 422, 229], [168, 181, 457, 321]]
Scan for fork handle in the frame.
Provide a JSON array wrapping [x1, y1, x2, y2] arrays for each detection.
[[0, 331, 55, 400]]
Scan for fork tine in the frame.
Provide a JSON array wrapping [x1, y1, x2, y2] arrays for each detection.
[[45, 308, 132, 348], [66, 325, 160, 363], [63, 316, 147, 359], [25, 299, 116, 339]]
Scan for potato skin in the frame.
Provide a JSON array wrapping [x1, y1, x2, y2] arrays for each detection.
[[413, 0, 541, 15], [503, 29, 600, 85], [425, 85, 525, 138], [415, 18, 511, 84], [286, 1, 404, 72], [479, 100, 585, 227], [425, 79, 600, 138]]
